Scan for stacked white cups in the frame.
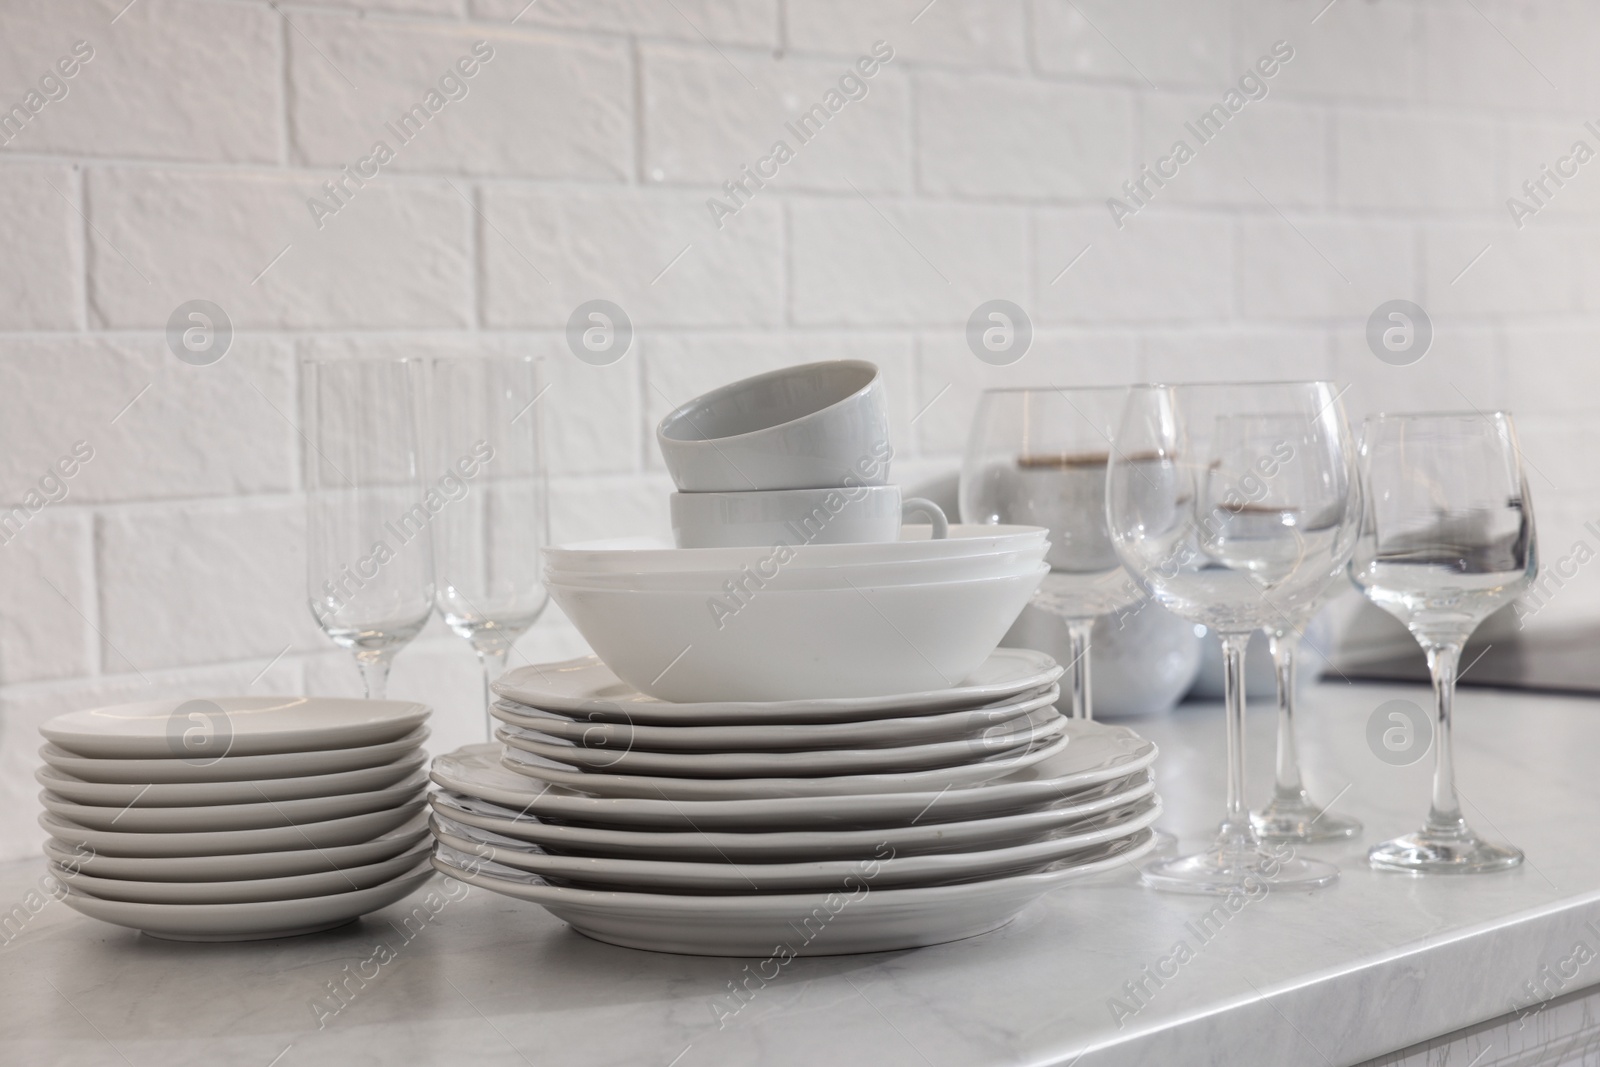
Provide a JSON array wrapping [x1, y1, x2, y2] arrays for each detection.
[[656, 361, 946, 549]]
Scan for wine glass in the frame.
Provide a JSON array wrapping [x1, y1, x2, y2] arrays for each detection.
[[1350, 412, 1536, 874], [1107, 382, 1360, 894], [430, 356, 551, 741], [960, 387, 1143, 721], [1234, 413, 1364, 843], [1251, 593, 1363, 841], [303, 358, 435, 699]]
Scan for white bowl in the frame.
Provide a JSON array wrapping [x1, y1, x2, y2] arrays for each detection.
[[656, 360, 891, 491], [547, 564, 1047, 703], [544, 524, 1047, 576], [546, 547, 1048, 592]]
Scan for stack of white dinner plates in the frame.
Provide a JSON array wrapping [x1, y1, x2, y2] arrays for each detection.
[[429, 650, 1160, 956], [37, 696, 435, 941]]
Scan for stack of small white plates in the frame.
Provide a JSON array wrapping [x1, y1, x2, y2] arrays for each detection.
[[430, 650, 1160, 956], [37, 697, 435, 941]]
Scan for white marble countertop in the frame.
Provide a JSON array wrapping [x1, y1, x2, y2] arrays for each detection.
[[5, 681, 1600, 1067]]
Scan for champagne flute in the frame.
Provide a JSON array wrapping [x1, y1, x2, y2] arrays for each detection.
[[1107, 382, 1360, 893], [430, 356, 551, 742], [304, 358, 435, 699], [1350, 412, 1536, 874], [960, 387, 1143, 721]]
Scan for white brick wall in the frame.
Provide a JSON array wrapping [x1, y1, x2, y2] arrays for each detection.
[[3, 0, 1599, 860]]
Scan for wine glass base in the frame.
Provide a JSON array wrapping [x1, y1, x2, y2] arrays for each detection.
[[1251, 797, 1363, 842], [1142, 845, 1338, 895], [1148, 829, 1179, 857], [1368, 830, 1523, 875]]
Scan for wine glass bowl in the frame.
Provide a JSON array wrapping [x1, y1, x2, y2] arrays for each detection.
[[1351, 412, 1537, 875], [960, 387, 1143, 721], [1107, 382, 1361, 894]]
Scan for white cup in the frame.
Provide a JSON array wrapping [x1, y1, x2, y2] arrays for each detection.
[[670, 486, 948, 549], [656, 360, 891, 492]]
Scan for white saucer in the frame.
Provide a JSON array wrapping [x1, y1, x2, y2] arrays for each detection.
[[491, 649, 1063, 726], [39, 726, 430, 784], [59, 841, 435, 905], [41, 696, 430, 759], [41, 801, 427, 858], [490, 685, 1058, 752], [39, 771, 428, 832], [499, 731, 1070, 800], [433, 729, 1157, 830], [433, 798, 1159, 893], [429, 775, 1155, 862], [495, 710, 1065, 778], [59, 862, 437, 941], [34, 750, 428, 807], [42, 812, 430, 882], [432, 832, 1156, 957]]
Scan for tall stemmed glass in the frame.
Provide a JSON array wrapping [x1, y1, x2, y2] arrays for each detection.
[[1351, 412, 1536, 874], [1107, 382, 1360, 893], [1241, 413, 1364, 842], [1251, 594, 1363, 841], [304, 358, 435, 699], [430, 356, 550, 741], [961, 387, 1143, 721]]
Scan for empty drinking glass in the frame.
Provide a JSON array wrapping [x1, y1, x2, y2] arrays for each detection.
[[1107, 382, 1361, 893], [304, 358, 435, 699], [961, 387, 1143, 721], [1252, 594, 1363, 842], [1350, 412, 1537, 874], [430, 356, 551, 741]]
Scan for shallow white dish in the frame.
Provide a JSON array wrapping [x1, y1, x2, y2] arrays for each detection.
[[39, 727, 429, 784], [432, 832, 1156, 957], [547, 543, 1045, 592], [495, 711, 1065, 779], [59, 862, 437, 941], [434, 727, 1155, 830], [42, 813, 430, 882], [41, 801, 427, 858], [493, 686, 1057, 754], [493, 650, 1063, 726], [40, 696, 430, 759], [59, 841, 435, 905], [39, 772, 427, 833], [34, 750, 428, 807], [429, 775, 1155, 861], [503, 729, 1067, 801], [543, 525, 1047, 576], [433, 798, 1159, 892]]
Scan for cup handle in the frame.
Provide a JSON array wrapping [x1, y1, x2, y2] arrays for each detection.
[[902, 498, 949, 539]]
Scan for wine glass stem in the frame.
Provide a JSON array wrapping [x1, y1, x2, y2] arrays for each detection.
[[1220, 632, 1254, 847], [1425, 642, 1467, 835], [357, 655, 392, 701], [1065, 618, 1094, 721], [479, 647, 511, 743], [1269, 631, 1306, 800]]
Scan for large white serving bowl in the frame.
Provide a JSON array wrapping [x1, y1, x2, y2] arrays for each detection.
[[547, 564, 1048, 702], [543, 525, 1047, 576], [545, 545, 1047, 593]]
